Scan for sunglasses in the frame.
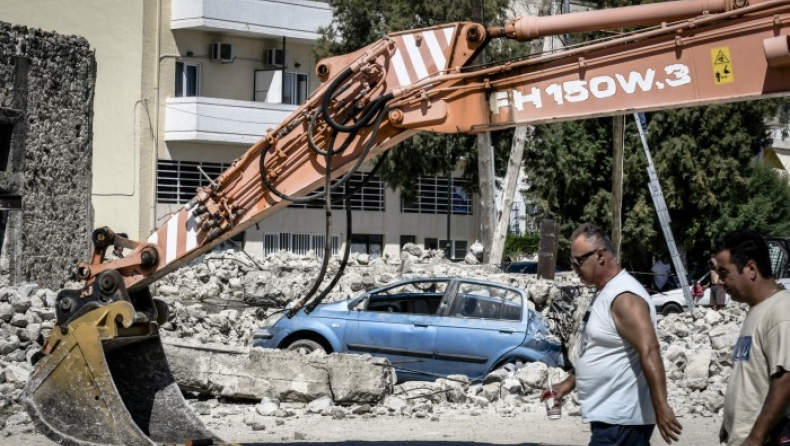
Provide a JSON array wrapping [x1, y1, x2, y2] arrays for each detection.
[[570, 248, 601, 267]]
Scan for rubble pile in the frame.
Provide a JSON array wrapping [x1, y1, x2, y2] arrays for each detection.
[[153, 244, 536, 309], [0, 284, 57, 431], [0, 246, 749, 435], [154, 247, 585, 347]]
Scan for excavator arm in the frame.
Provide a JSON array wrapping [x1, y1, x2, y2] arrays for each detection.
[[83, 0, 790, 297], [24, 0, 790, 444]]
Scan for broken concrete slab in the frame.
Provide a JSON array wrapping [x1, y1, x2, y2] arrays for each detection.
[[163, 339, 394, 404]]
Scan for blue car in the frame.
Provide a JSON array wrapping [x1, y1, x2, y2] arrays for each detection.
[[252, 277, 564, 382]]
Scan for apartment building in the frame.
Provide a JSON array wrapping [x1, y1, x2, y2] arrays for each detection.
[[1, 0, 482, 261]]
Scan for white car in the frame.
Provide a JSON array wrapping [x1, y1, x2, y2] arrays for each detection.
[[651, 277, 790, 315], [650, 286, 729, 316]]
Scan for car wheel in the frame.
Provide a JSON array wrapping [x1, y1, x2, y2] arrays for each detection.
[[286, 339, 326, 355], [661, 303, 683, 316]]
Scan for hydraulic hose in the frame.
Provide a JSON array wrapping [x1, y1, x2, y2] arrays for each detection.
[[320, 67, 394, 133], [259, 106, 388, 204]]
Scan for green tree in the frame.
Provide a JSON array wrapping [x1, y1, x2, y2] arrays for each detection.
[[524, 102, 790, 276], [710, 161, 790, 238], [503, 233, 540, 259]]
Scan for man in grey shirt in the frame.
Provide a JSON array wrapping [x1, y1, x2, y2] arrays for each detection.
[[548, 223, 682, 445]]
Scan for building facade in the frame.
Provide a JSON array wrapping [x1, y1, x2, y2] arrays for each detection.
[[2, 0, 483, 262]]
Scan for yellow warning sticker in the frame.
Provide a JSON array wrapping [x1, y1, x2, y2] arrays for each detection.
[[711, 46, 734, 85]]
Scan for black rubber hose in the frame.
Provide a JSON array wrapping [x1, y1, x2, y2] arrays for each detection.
[[321, 67, 394, 133], [307, 108, 357, 157], [259, 106, 388, 204], [292, 151, 335, 315], [296, 152, 390, 315], [305, 197, 353, 314]]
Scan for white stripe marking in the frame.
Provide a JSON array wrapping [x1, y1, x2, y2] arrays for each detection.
[[391, 49, 412, 86], [186, 216, 199, 252], [148, 231, 158, 245], [166, 214, 179, 263], [443, 26, 454, 44], [403, 34, 429, 81], [423, 31, 446, 72]]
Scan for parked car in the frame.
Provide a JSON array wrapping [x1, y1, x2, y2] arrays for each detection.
[[504, 261, 568, 274], [650, 279, 729, 315], [651, 236, 790, 315], [504, 261, 540, 274], [651, 277, 790, 315], [252, 277, 564, 382]]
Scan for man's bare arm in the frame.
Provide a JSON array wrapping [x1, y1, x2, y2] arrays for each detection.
[[741, 369, 790, 446], [549, 373, 576, 401], [612, 293, 682, 444]]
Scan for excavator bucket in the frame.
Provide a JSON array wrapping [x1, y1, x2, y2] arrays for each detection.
[[23, 299, 221, 446]]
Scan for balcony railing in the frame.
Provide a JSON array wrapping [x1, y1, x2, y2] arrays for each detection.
[[171, 0, 333, 41], [165, 96, 296, 145]]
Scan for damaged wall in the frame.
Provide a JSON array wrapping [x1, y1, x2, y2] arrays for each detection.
[[0, 22, 95, 289]]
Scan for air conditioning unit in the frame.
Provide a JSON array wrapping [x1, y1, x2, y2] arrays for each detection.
[[264, 48, 287, 67], [210, 43, 235, 63]]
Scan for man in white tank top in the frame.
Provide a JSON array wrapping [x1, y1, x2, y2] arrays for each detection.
[[547, 223, 682, 445]]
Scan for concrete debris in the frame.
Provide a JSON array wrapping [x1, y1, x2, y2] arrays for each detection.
[[0, 247, 752, 433], [163, 338, 394, 403]]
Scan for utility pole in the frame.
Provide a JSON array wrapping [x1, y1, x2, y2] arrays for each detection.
[[472, 0, 498, 264], [612, 115, 624, 261]]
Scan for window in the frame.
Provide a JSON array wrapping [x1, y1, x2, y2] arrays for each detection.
[[451, 282, 523, 321], [283, 72, 308, 105], [264, 232, 340, 258], [0, 123, 12, 171], [425, 238, 438, 250], [288, 172, 384, 211], [438, 239, 468, 260], [0, 116, 20, 257], [156, 160, 230, 204], [401, 177, 473, 215], [400, 235, 416, 247], [0, 210, 6, 252], [454, 240, 468, 259], [364, 279, 448, 314], [350, 234, 383, 258], [175, 62, 200, 97]]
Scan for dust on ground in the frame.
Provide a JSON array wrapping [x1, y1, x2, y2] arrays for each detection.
[[6, 405, 723, 445]]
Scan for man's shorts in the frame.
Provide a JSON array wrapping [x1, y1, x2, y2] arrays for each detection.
[[589, 422, 655, 446]]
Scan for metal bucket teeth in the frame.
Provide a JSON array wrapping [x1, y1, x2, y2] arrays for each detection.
[[23, 301, 220, 446]]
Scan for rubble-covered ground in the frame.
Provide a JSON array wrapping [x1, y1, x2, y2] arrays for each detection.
[[0, 245, 743, 441]]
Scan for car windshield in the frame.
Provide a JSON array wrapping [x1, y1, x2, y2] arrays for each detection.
[[360, 279, 449, 315]]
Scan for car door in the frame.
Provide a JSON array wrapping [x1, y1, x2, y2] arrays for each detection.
[[343, 279, 448, 381], [432, 280, 528, 381]]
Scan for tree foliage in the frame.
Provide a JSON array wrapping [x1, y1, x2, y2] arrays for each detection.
[[524, 101, 790, 275], [503, 233, 540, 258]]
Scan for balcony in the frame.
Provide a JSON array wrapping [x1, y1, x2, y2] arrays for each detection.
[[171, 0, 333, 42], [165, 97, 296, 145]]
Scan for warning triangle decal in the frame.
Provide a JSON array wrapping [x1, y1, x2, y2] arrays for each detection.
[[714, 50, 730, 65]]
